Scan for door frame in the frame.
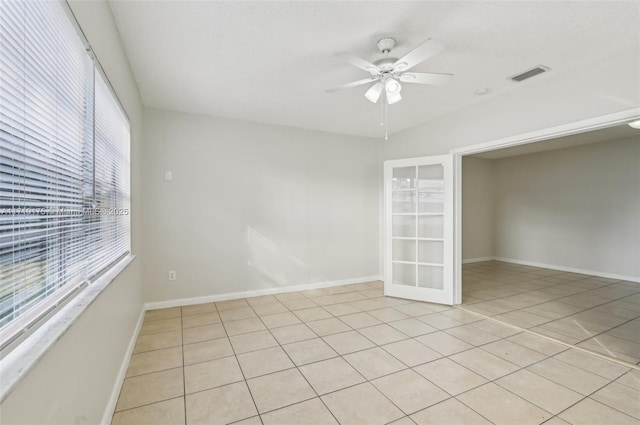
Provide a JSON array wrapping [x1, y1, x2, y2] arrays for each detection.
[[450, 107, 640, 304]]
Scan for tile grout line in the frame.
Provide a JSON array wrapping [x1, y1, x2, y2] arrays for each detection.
[[570, 313, 640, 347], [136, 291, 456, 412], [466, 274, 637, 332], [109, 310, 148, 422], [320, 298, 534, 423], [126, 303, 617, 384], [614, 368, 640, 391], [462, 268, 640, 334], [524, 290, 640, 347], [426, 328, 569, 422], [254, 314, 431, 422], [242, 292, 448, 421], [243, 298, 343, 425], [216, 303, 265, 425], [245, 292, 527, 423], [180, 309, 187, 425], [464, 265, 620, 298], [458, 268, 640, 421], [123, 271, 639, 424], [110, 395, 184, 416], [264, 292, 634, 422], [378, 294, 632, 422], [133, 299, 581, 389], [537, 361, 639, 423], [457, 304, 640, 372]]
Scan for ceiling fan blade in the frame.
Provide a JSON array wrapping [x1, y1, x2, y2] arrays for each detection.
[[393, 39, 445, 72], [399, 72, 453, 85], [335, 52, 380, 74], [326, 77, 377, 93]]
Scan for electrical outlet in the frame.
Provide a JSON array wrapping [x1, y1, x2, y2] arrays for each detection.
[[168, 270, 176, 281]]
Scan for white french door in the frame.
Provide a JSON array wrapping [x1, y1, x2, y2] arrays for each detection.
[[384, 155, 454, 304]]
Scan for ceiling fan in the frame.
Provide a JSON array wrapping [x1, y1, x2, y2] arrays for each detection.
[[327, 37, 453, 104]]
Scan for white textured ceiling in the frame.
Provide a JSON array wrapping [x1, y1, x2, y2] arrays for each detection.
[[108, 1, 640, 138], [472, 124, 640, 159]]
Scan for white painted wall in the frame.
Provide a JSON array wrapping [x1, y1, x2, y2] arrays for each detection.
[[461, 157, 495, 261], [142, 109, 380, 303], [459, 137, 640, 279], [493, 137, 640, 279], [381, 43, 639, 277], [381, 45, 639, 160], [0, 1, 144, 424]]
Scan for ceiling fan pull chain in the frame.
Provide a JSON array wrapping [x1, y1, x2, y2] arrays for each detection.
[[385, 97, 389, 141], [379, 90, 384, 126]]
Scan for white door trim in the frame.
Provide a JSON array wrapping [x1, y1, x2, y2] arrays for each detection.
[[451, 107, 640, 304]]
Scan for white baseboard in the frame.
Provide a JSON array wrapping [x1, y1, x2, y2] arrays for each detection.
[[492, 256, 640, 283], [462, 257, 494, 264], [144, 275, 384, 311], [101, 308, 145, 425]]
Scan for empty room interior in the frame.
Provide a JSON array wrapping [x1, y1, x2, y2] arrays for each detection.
[[0, 1, 639, 425]]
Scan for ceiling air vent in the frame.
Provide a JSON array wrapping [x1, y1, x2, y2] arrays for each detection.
[[508, 65, 550, 82]]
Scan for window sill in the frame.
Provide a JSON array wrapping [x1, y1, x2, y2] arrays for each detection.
[[0, 254, 136, 403]]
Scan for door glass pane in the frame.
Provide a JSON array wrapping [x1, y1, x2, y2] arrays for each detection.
[[418, 215, 443, 239], [418, 265, 443, 289], [393, 215, 416, 237], [393, 240, 416, 262], [393, 191, 416, 213], [418, 164, 443, 186], [418, 164, 444, 213], [393, 263, 416, 286], [418, 240, 443, 264], [392, 166, 415, 190], [418, 192, 444, 213]]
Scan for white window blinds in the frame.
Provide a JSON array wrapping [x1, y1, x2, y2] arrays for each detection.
[[87, 72, 131, 278], [0, 0, 130, 348]]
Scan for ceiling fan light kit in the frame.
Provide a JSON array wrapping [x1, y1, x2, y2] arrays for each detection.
[[327, 36, 453, 139], [384, 78, 401, 93], [365, 82, 383, 103], [385, 78, 402, 104]]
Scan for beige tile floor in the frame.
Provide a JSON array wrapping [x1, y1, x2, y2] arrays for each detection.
[[112, 264, 640, 425], [462, 261, 640, 365]]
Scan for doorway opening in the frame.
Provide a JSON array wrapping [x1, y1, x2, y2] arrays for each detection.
[[452, 109, 640, 364]]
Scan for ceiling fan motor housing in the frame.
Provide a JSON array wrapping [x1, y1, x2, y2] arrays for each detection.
[[374, 57, 398, 73]]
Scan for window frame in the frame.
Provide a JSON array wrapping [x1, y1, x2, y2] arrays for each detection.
[[0, 0, 132, 356]]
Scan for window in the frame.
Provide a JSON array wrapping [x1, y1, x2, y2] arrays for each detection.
[[0, 0, 130, 349]]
